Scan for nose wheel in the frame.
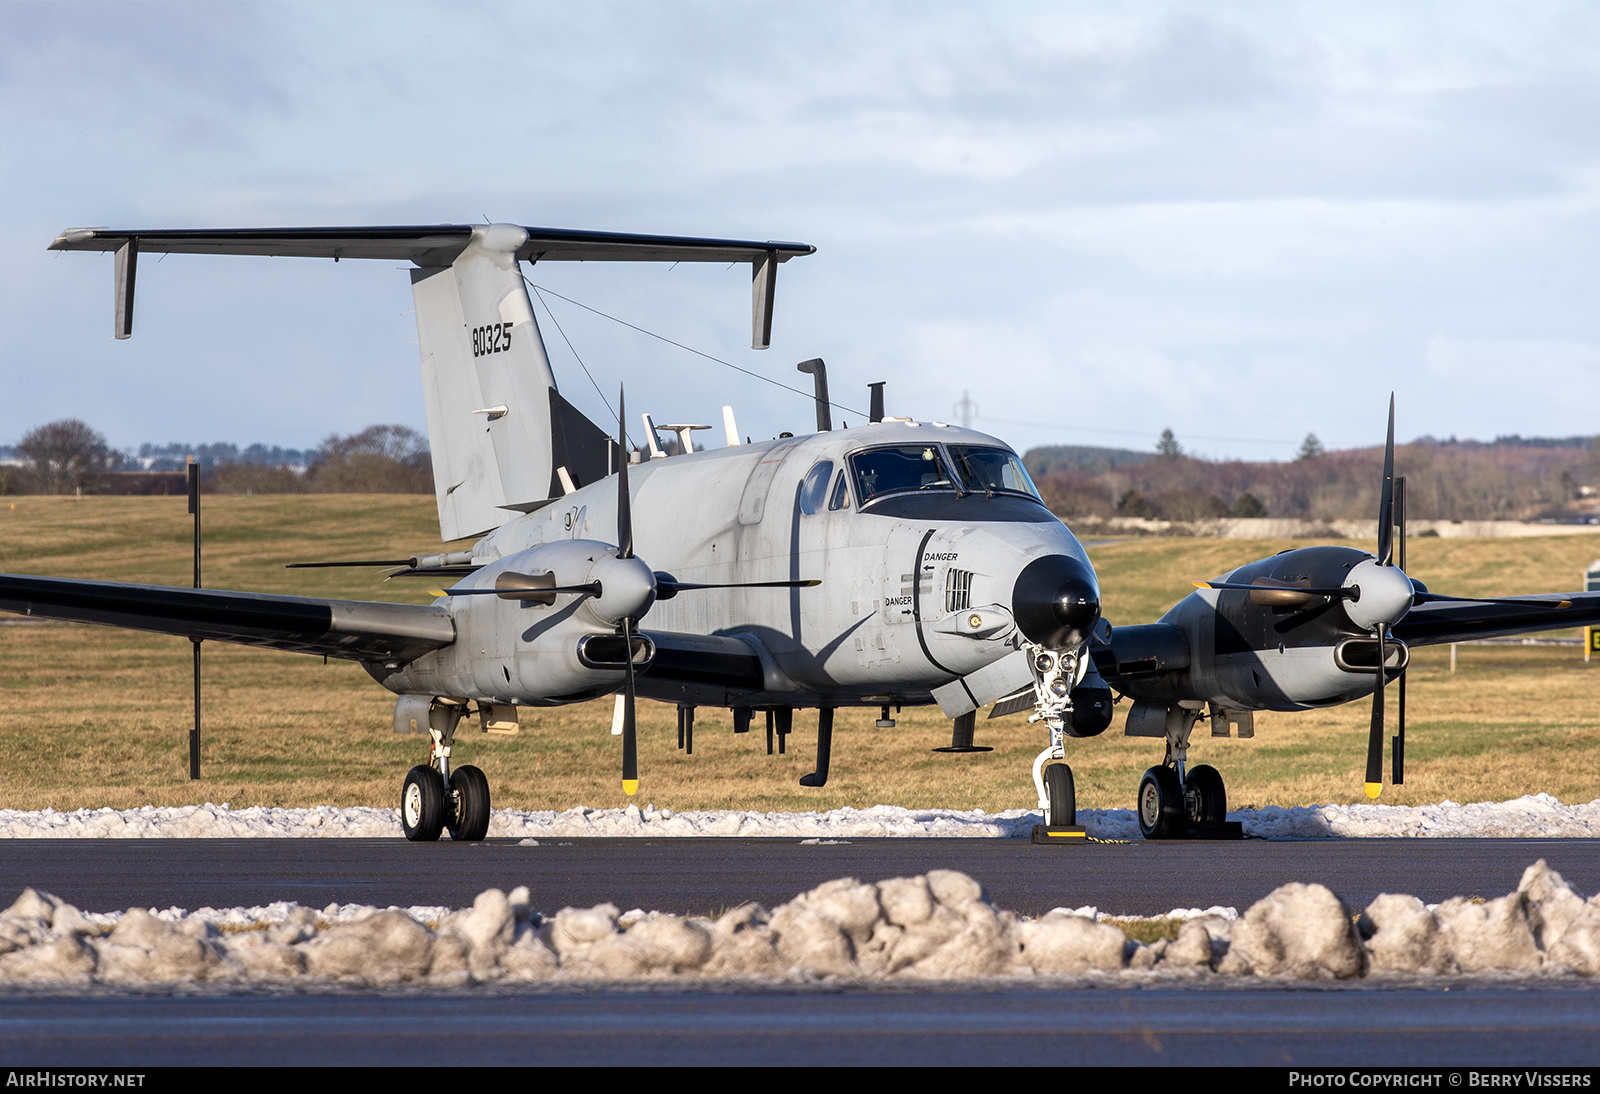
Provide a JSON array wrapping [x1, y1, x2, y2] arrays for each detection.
[[1044, 763, 1076, 827]]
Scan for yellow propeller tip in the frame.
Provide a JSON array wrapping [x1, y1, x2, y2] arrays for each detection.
[[1365, 782, 1382, 800], [622, 780, 639, 796], [1192, 581, 1211, 589], [427, 590, 448, 598]]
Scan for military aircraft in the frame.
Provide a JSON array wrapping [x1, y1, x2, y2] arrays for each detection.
[[10, 221, 1104, 842], [8, 222, 1600, 842]]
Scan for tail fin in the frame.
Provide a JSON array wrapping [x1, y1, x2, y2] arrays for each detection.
[[411, 224, 612, 540], [50, 221, 816, 542]]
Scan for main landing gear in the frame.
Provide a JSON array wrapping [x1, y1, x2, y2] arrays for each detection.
[[1135, 706, 1238, 839], [400, 700, 491, 843]]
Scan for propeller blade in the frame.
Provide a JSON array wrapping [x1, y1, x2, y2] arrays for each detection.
[[617, 386, 634, 561], [621, 615, 638, 796], [435, 572, 602, 602], [1411, 591, 1572, 609], [286, 559, 413, 569], [1376, 395, 1396, 566], [1365, 623, 1387, 799], [654, 574, 820, 599], [1193, 580, 1355, 604]]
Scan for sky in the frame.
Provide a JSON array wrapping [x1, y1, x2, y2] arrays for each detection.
[[3, 1, 1598, 462]]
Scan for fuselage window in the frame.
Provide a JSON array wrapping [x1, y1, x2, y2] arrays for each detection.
[[849, 445, 956, 505], [799, 460, 834, 516], [828, 470, 850, 511], [948, 445, 1042, 500]]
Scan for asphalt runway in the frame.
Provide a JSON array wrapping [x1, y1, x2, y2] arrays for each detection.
[[3, 837, 1599, 1066], [3, 986, 1600, 1066], [2, 836, 1598, 917]]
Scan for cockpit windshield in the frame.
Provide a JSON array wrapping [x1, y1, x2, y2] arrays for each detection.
[[850, 445, 955, 504], [948, 446, 1041, 500]]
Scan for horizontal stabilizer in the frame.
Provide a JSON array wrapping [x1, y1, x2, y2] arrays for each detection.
[[50, 224, 815, 265], [50, 223, 813, 351]]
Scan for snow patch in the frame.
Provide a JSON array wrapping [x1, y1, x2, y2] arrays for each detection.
[[2, 794, 1598, 839], [2, 860, 1598, 988]]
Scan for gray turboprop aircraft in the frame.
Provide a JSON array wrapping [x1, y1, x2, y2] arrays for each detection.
[[9, 223, 1600, 842]]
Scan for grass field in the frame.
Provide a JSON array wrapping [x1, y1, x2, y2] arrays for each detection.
[[2, 495, 1598, 815]]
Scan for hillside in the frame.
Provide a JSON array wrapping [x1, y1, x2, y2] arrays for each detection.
[[1026, 436, 1600, 523]]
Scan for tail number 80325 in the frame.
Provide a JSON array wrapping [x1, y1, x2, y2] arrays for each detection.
[[472, 322, 514, 357]]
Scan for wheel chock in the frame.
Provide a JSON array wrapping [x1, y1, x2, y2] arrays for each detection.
[[1191, 820, 1244, 840], [1031, 824, 1088, 845]]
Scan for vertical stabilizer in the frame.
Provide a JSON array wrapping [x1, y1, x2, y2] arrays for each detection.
[[412, 224, 560, 541]]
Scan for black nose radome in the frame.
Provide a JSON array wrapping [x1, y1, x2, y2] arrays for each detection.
[[1012, 554, 1101, 649]]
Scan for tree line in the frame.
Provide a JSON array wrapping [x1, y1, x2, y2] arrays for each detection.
[[1026, 429, 1600, 523], [1, 420, 433, 495]]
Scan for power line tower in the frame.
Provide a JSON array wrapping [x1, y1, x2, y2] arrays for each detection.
[[953, 390, 978, 430]]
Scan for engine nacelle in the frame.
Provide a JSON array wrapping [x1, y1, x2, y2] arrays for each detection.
[[375, 539, 654, 706]]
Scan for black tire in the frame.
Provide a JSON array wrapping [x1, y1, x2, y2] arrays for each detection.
[[1137, 766, 1185, 840], [1186, 764, 1227, 825], [401, 765, 444, 842], [1044, 763, 1076, 828], [448, 764, 492, 842]]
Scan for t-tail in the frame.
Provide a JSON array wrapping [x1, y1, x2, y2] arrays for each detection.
[[49, 222, 815, 540]]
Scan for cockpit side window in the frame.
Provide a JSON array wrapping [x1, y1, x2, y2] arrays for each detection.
[[849, 445, 956, 505], [948, 446, 1041, 500], [798, 460, 834, 516], [828, 470, 850, 511]]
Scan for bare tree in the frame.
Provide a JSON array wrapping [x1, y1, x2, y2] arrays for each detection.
[[306, 425, 433, 493], [15, 419, 116, 494]]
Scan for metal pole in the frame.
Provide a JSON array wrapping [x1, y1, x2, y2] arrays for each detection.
[[188, 458, 201, 780]]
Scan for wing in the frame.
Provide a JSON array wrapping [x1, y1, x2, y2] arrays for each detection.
[[1392, 591, 1600, 647], [637, 630, 766, 692], [0, 573, 454, 664]]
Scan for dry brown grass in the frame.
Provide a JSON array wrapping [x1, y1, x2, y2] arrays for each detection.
[[2, 496, 1598, 814]]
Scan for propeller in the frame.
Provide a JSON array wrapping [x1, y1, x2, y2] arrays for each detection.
[[1363, 396, 1399, 799], [617, 387, 639, 797]]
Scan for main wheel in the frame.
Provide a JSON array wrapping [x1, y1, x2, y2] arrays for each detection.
[[1186, 764, 1227, 826], [1137, 766, 1185, 840], [1044, 763, 1076, 828], [448, 764, 492, 842], [401, 765, 444, 842]]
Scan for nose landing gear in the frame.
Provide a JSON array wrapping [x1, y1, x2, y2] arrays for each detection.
[[1025, 643, 1088, 844]]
